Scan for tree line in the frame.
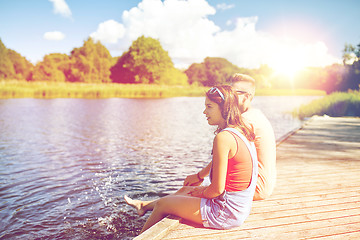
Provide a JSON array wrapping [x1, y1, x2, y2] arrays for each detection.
[[1, 36, 359, 93]]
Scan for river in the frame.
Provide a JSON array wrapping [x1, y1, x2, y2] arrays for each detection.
[[0, 96, 320, 239]]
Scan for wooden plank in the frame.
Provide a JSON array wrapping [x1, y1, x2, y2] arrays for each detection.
[[251, 198, 360, 215], [238, 222, 360, 240], [162, 213, 360, 239], [265, 185, 360, 200], [134, 215, 181, 240], [309, 231, 360, 240], [246, 206, 360, 224], [246, 215, 360, 234], [163, 210, 360, 239]]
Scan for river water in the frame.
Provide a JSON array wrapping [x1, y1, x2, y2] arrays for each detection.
[[0, 96, 320, 239]]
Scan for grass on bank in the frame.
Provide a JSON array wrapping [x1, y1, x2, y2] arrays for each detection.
[[293, 90, 360, 120], [0, 81, 208, 99], [255, 88, 326, 96], [0, 81, 326, 99]]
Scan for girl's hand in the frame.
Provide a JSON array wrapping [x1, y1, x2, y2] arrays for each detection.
[[188, 186, 207, 198], [184, 174, 203, 186]]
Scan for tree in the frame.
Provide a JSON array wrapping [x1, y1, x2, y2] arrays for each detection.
[[325, 64, 348, 93], [356, 43, 360, 59], [343, 43, 358, 65], [68, 37, 112, 83], [185, 62, 207, 85], [343, 61, 360, 91], [0, 39, 15, 79], [7, 49, 33, 80], [292, 65, 347, 93], [185, 57, 243, 86], [111, 35, 187, 85], [32, 53, 70, 82], [341, 42, 360, 91], [110, 50, 134, 83], [250, 64, 273, 88]]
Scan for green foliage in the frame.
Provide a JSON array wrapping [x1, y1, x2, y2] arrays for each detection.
[[256, 88, 326, 96], [293, 64, 347, 93], [343, 43, 358, 65], [0, 39, 22, 79], [111, 36, 187, 85], [0, 81, 207, 99], [1, 37, 113, 83], [0, 39, 34, 81], [0, 39, 17, 79], [293, 90, 360, 119], [343, 60, 360, 91], [185, 57, 245, 86], [249, 64, 273, 88], [160, 67, 188, 85], [68, 38, 112, 83], [33, 53, 69, 82], [7, 49, 33, 80], [340, 42, 360, 92], [185, 62, 206, 85]]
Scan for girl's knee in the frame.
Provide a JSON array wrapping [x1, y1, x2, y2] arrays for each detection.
[[153, 196, 173, 215], [175, 186, 185, 194]]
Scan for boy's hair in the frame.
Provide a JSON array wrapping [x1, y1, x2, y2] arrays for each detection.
[[230, 73, 256, 96]]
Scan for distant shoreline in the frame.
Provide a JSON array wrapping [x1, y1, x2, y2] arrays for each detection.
[[0, 81, 326, 99]]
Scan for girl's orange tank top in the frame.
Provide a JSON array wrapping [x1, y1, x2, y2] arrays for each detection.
[[224, 130, 253, 192]]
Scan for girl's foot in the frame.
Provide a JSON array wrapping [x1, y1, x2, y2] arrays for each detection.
[[124, 195, 146, 216]]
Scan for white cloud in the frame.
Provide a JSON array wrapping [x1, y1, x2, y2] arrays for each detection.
[[212, 17, 340, 69], [216, 3, 235, 10], [226, 20, 232, 26], [43, 31, 65, 41], [49, 0, 72, 19], [92, 0, 340, 69], [90, 20, 126, 44], [93, 0, 219, 65]]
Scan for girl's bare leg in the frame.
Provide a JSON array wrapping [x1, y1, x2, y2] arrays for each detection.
[[124, 186, 204, 215], [124, 195, 157, 216], [140, 195, 202, 233], [124, 186, 206, 233]]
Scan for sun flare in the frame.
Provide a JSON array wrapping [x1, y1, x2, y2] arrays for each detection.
[[271, 58, 305, 79], [270, 47, 307, 79]]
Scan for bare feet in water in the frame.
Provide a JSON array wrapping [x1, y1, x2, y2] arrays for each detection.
[[124, 195, 146, 216]]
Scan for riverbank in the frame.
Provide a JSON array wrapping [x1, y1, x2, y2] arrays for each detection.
[[135, 116, 360, 239], [293, 90, 360, 119], [0, 81, 207, 99], [0, 81, 325, 99]]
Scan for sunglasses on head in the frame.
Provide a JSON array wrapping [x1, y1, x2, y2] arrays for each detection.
[[236, 90, 249, 95], [209, 87, 225, 101]]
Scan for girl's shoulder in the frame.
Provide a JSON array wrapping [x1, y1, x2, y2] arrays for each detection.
[[221, 127, 243, 137], [219, 127, 250, 145], [214, 129, 237, 143]]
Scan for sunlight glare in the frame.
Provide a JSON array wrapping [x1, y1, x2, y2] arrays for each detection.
[[270, 46, 307, 79]]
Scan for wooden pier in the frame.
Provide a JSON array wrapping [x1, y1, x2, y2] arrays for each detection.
[[135, 116, 360, 239]]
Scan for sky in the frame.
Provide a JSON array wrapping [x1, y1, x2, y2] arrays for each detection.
[[1, 0, 360, 73]]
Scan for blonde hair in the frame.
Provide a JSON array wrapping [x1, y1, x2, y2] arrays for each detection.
[[230, 73, 256, 96], [206, 85, 255, 141]]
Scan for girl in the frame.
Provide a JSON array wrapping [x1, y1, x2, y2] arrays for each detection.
[[124, 85, 258, 234]]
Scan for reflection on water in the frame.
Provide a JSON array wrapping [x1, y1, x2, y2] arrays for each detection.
[[0, 96, 320, 239]]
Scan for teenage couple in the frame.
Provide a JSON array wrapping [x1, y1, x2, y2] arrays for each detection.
[[125, 73, 277, 234]]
